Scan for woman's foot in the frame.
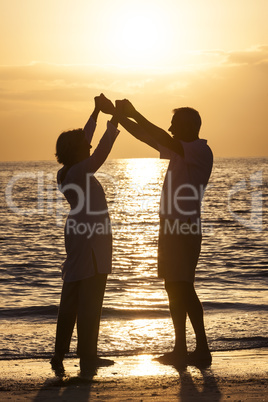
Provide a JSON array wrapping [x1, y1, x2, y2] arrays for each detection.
[[50, 354, 65, 377], [187, 350, 212, 367], [79, 356, 114, 377]]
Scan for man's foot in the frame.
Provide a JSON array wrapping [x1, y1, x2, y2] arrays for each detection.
[[187, 350, 212, 367], [154, 351, 187, 369], [50, 355, 65, 377]]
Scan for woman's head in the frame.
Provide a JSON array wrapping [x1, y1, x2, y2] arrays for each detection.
[[55, 129, 91, 166]]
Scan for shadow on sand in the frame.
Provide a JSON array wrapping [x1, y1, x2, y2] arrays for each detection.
[[33, 372, 95, 401], [176, 366, 221, 401]]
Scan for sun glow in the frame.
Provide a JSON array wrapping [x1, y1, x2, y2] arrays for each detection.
[[105, 1, 173, 68], [129, 354, 171, 376]]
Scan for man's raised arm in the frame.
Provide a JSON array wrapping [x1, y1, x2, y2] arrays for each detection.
[[115, 100, 183, 156], [114, 104, 158, 150]]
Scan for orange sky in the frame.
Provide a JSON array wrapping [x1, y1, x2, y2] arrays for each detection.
[[0, 0, 267, 161]]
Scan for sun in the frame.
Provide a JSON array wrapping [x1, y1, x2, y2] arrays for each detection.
[[120, 14, 158, 52], [104, 1, 172, 69]]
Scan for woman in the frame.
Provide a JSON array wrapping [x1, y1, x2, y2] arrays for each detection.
[[51, 94, 119, 376]]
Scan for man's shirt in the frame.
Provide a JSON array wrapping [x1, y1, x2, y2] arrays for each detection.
[[158, 139, 213, 222]]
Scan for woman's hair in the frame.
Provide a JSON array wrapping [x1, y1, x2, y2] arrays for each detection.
[[55, 128, 84, 166]]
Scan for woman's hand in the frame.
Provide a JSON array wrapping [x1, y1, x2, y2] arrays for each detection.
[[95, 93, 115, 114]]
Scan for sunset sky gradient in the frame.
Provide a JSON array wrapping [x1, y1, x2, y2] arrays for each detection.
[[0, 0, 267, 160]]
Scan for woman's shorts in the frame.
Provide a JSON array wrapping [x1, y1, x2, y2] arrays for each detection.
[[158, 218, 202, 283]]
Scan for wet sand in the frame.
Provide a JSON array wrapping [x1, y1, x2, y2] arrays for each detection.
[[0, 348, 267, 401]]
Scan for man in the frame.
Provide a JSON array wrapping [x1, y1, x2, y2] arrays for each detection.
[[114, 100, 213, 368]]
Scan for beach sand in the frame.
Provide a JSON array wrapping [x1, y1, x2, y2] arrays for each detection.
[[0, 348, 267, 401]]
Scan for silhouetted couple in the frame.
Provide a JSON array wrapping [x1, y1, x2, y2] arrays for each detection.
[[51, 94, 213, 377]]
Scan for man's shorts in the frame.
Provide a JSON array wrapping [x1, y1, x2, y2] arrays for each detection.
[[158, 218, 202, 283]]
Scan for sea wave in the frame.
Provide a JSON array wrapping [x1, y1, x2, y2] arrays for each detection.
[[1, 337, 267, 361], [1, 300, 267, 319]]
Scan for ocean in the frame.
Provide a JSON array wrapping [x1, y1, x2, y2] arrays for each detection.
[[0, 158, 267, 360]]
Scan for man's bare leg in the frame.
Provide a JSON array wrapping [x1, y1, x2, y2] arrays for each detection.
[[155, 281, 188, 367], [156, 281, 211, 367], [186, 284, 211, 365]]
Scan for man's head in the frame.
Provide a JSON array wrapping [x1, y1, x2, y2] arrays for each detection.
[[169, 107, 202, 142], [55, 129, 91, 166]]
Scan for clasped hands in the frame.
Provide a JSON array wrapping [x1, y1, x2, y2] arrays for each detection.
[[94, 93, 135, 118]]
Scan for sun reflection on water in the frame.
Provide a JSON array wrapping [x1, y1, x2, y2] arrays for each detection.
[[124, 158, 166, 188]]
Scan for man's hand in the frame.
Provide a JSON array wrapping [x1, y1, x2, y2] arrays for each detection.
[[115, 99, 137, 118], [115, 100, 125, 114], [95, 93, 115, 114]]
